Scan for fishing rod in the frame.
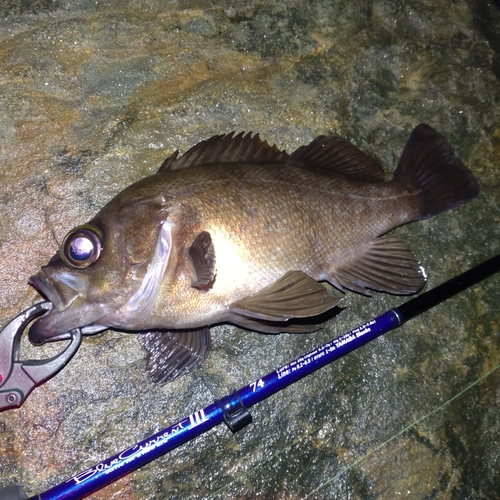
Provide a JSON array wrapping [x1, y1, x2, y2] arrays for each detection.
[[1, 253, 499, 500]]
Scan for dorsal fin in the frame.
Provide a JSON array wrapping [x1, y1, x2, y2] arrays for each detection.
[[288, 136, 385, 182], [158, 132, 290, 172]]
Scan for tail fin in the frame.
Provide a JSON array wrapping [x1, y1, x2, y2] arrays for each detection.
[[394, 124, 479, 219]]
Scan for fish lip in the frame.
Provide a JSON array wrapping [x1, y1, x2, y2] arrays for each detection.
[[30, 327, 72, 345], [27, 302, 107, 344], [28, 273, 84, 343], [28, 275, 64, 310], [28, 311, 74, 344]]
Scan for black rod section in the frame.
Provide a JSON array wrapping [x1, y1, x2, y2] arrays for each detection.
[[395, 253, 500, 322]]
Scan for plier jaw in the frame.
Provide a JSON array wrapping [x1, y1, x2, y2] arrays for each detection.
[[0, 302, 82, 411]]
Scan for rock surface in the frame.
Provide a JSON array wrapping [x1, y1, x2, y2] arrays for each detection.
[[0, 0, 499, 498]]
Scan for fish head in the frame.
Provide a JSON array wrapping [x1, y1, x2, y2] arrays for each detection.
[[28, 182, 175, 344]]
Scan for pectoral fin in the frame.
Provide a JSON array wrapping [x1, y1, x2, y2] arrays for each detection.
[[142, 328, 211, 384], [189, 231, 216, 290], [230, 271, 340, 322]]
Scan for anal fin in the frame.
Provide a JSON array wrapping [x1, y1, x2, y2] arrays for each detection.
[[332, 236, 426, 295], [141, 328, 211, 384], [229, 271, 340, 322]]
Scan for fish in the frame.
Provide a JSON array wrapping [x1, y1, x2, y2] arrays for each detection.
[[28, 124, 479, 383]]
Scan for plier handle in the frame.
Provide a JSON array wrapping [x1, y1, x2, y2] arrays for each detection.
[[0, 302, 81, 411]]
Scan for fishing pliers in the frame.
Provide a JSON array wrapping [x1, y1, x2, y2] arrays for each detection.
[[0, 302, 82, 412]]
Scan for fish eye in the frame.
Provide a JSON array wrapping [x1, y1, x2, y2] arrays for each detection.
[[61, 226, 102, 269]]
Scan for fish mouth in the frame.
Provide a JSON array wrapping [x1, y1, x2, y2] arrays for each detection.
[[28, 274, 75, 344], [29, 275, 66, 311], [28, 271, 107, 344]]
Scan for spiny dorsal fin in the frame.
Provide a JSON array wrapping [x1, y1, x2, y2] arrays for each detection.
[[158, 132, 289, 172], [142, 328, 211, 384], [288, 136, 385, 182], [229, 270, 340, 322], [189, 231, 216, 290], [331, 235, 426, 295]]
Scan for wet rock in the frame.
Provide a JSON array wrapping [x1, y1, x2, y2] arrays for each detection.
[[0, 0, 499, 499]]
